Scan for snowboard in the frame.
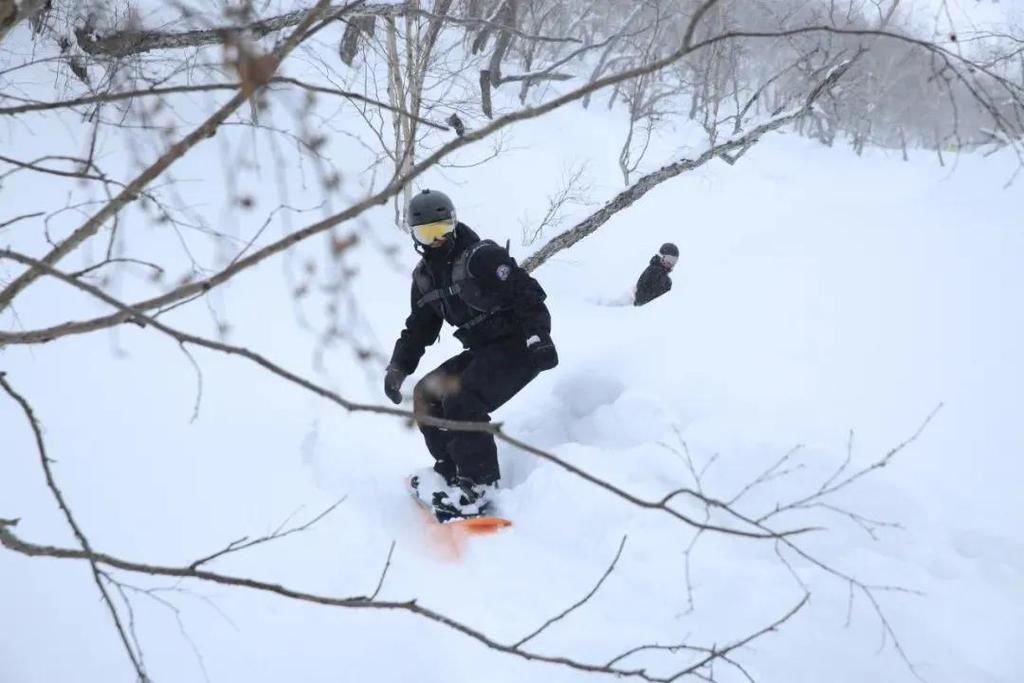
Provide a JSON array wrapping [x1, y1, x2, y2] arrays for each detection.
[[407, 473, 512, 534]]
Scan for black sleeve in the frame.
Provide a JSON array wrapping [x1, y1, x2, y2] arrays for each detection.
[[469, 244, 552, 338], [634, 266, 655, 305], [389, 280, 443, 374], [634, 265, 671, 306]]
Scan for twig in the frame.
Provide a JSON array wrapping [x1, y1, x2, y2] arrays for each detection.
[[514, 535, 627, 648], [228, 201, 326, 267], [102, 573, 149, 675], [0, 154, 115, 184], [819, 429, 856, 493], [180, 341, 204, 422], [369, 540, 396, 601], [0, 374, 148, 681], [0, 78, 448, 130], [606, 638, 691, 667], [189, 498, 346, 569], [0, 212, 44, 230], [667, 594, 810, 681], [115, 581, 212, 683], [757, 404, 944, 524], [68, 258, 166, 279], [727, 444, 804, 506], [794, 502, 903, 541]]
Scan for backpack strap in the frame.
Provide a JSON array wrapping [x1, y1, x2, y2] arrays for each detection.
[[453, 239, 497, 282], [457, 310, 493, 333], [415, 283, 461, 308], [414, 241, 510, 328]]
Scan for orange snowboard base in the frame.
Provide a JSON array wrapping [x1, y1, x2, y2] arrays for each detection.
[[408, 476, 511, 558], [413, 504, 511, 559], [442, 515, 512, 533], [411, 495, 512, 533]]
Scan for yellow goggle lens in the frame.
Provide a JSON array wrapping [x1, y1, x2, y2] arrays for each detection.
[[412, 219, 455, 245]]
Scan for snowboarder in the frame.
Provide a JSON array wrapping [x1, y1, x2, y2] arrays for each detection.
[[384, 189, 558, 521], [633, 242, 678, 306]]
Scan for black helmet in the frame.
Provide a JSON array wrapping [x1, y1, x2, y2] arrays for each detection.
[[659, 242, 679, 257], [407, 189, 456, 227]]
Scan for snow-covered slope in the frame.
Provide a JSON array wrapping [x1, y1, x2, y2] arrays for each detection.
[[2, 49, 1023, 683]]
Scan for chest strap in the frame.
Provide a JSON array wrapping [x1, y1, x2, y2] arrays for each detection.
[[416, 283, 461, 308]]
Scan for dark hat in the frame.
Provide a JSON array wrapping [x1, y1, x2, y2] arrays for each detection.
[[659, 242, 679, 257]]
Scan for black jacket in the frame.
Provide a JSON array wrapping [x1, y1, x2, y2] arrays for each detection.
[[634, 255, 672, 306], [389, 224, 552, 374]]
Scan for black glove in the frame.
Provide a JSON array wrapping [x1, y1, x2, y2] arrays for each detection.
[[384, 365, 407, 404], [525, 333, 558, 372]]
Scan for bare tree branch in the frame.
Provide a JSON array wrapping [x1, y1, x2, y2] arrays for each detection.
[[668, 593, 810, 681], [369, 540, 397, 601], [520, 89, 838, 272], [520, 162, 592, 246], [0, 15, 776, 339], [75, 2, 581, 59], [514, 535, 628, 648], [0, 212, 44, 231], [0, 517, 816, 683], [0, 154, 118, 185], [2, 21, 1014, 341], [684, 0, 725, 50], [0, 248, 815, 542], [111, 579, 213, 683], [0, 0, 344, 315], [0, 520, 646, 680], [188, 498, 347, 569], [0, 77, 449, 130], [0, 373, 148, 680], [726, 445, 804, 506], [68, 258, 165, 279], [757, 403, 944, 524]]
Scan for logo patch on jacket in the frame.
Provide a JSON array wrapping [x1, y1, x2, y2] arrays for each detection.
[[496, 264, 511, 281]]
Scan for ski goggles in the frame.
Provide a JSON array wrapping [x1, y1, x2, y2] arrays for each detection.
[[661, 254, 678, 268], [412, 218, 456, 245]]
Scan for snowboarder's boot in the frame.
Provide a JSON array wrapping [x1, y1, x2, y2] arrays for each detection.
[[409, 468, 499, 523], [430, 477, 497, 523], [409, 467, 454, 509]]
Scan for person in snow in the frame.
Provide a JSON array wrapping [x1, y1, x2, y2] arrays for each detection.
[[633, 242, 678, 306], [384, 189, 558, 519]]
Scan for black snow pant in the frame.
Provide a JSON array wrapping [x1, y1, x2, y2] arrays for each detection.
[[412, 336, 539, 485]]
